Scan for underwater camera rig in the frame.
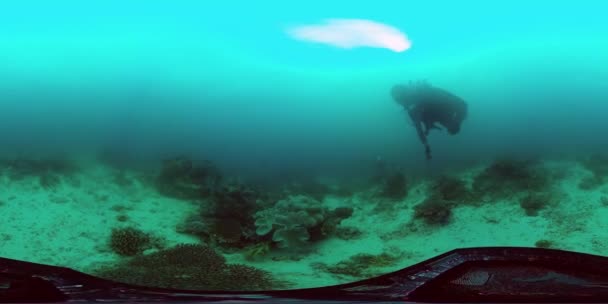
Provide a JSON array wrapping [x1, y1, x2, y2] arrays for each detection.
[[1, 247, 608, 303]]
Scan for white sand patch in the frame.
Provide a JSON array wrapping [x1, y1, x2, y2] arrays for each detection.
[[0, 162, 198, 272]]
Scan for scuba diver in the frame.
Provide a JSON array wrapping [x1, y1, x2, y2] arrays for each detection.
[[391, 81, 468, 160]]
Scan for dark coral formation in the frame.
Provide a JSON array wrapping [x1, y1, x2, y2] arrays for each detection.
[[116, 214, 129, 222], [109, 227, 152, 256], [535, 239, 554, 248], [472, 158, 548, 199], [95, 244, 281, 291], [313, 252, 401, 278], [253, 195, 353, 251], [155, 157, 221, 200], [176, 214, 209, 240], [243, 242, 271, 261], [209, 218, 244, 244], [411, 175, 471, 226], [315, 207, 354, 239], [431, 175, 471, 203], [179, 180, 354, 251], [519, 193, 552, 216], [335, 226, 363, 240], [413, 198, 454, 226], [178, 182, 263, 247], [208, 183, 260, 226]]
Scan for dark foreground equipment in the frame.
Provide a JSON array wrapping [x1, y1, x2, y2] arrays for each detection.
[[1, 247, 608, 303]]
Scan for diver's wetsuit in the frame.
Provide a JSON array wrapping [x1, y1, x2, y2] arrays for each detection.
[[399, 85, 467, 160]]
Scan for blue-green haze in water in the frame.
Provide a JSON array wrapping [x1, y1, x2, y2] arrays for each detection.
[[1, 1, 606, 175]]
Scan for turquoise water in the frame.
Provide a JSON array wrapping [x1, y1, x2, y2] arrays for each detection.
[[0, 1, 608, 291]]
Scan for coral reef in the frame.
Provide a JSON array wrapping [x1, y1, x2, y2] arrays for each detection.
[[116, 214, 129, 222], [334, 226, 363, 240], [519, 193, 552, 216], [243, 242, 271, 261], [95, 244, 282, 291], [176, 214, 210, 241], [175, 174, 355, 250], [254, 195, 352, 250], [254, 195, 325, 249], [472, 158, 548, 199], [177, 182, 263, 247], [315, 207, 354, 239], [109, 227, 153, 256], [312, 252, 402, 278], [431, 175, 470, 203], [413, 198, 453, 226], [155, 156, 221, 200], [208, 183, 261, 225], [209, 218, 244, 245], [535, 239, 554, 248]]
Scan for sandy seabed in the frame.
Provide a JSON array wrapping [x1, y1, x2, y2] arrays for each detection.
[[0, 157, 607, 289]]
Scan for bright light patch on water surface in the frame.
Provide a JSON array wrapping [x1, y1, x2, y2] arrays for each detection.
[[287, 19, 411, 52]]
